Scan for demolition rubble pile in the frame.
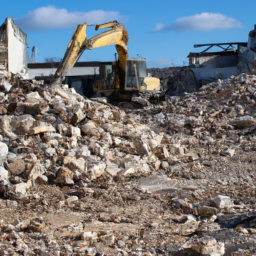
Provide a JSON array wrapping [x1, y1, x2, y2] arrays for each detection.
[[1, 71, 256, 255], [147, 67, 198, 96]]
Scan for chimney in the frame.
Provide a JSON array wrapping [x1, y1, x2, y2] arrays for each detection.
[[254, 24, 256, 30]]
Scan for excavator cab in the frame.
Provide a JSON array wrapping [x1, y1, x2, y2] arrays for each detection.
[[99, 63, 115, 90], [94, 58, 160, 97], [94, 59, 148, 93], [125, 59, 147, 90]]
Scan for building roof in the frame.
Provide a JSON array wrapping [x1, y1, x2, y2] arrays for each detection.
[[28, 61, 114, 69], [187, 50, 238, 58]]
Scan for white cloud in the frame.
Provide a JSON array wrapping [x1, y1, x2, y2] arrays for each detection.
[[15, 6, 128, 31], [150, 23, 165, 33], [152, 12, 242, 32], [149, 58, 173, 67]]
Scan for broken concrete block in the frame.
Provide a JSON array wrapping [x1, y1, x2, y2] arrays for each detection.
[[230, 115, 255, 127], [27, 162, 45, 180], [174, 199, 193, 214], [0, 142, 8, 165], [68, 125, 81, 137], [102, 122, 135, 137], [197, 206, 217, 217], [54, 87, 70, 100], [16, 98, 49, 115], [123, 167, 136, 176], [234, 227, 249, 234], [66, 158, 85, 173], [77, 146, 91, 158], [9, 115, 35, 135], [0, 166, 8, 181], [153, 145, 169, 160], [71, 103, 86, 125], [66, 196, 78, 204], [81, 231, 98, 241], [28, 122, 55, 135], [211, 195, 233, 209], [0, 116, 17, 139], [2, 80, 12, 91], [100, 132, 112, 147], [81, 121, 101, 137], [182, 185, 198, 191], [55, 167, 74, 185], [147, 139, 158, 149], [5, 159, 25, 175], [106, 166, 121, 176], [26, 91, 41, 99], [45, 147, 56, 156], [11, 181, 32, 195], [93, 143, 105, 158], [161, 161, 169, 169], [154, 160, 161, 171], [185, 116, 203, 127], [90, 162, 106, 180], [183, 151, 199, 161], [182, 236, 225, 256], [169, 145, 185, 155], [35, 175, 48, 185], [133, 136, 150, 156]]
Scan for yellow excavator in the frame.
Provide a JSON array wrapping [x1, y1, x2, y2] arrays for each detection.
[[51, 21, 162, 106]]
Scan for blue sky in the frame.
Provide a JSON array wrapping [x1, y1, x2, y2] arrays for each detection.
[[1, 0, 256, 67]]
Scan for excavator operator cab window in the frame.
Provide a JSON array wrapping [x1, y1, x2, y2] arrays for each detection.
[[100, 64, 115, 90], [125, 59, 147, 90]]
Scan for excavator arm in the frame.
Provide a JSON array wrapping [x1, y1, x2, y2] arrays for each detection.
[[51, 21, 128, 86]]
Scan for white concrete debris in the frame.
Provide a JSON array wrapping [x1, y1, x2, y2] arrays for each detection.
[[0, 142, 8, 165], [211, 195, 233, 209]]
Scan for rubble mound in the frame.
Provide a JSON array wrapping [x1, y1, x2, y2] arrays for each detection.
[[147, 67, 198, 96], [0, 70, 256, 254]]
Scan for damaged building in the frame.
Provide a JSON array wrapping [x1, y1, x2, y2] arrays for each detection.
[[0, 18, 27, 74], [187, 25, 256, 86], [188, 42, 247, 84]]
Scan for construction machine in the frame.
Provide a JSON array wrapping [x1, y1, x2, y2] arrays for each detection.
[[51, 21, 162, 106]]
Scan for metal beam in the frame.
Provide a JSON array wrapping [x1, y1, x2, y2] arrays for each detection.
[[201, 45, 213, 53], [194, 42, 247, 48], [193, 42, 247, 53]]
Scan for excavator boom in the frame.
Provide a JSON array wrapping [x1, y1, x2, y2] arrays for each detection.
[[51, 21, 128, 86]]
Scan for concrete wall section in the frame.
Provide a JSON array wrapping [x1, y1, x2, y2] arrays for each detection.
[[199, 55, 238, 68], [0, 22, 7, 68], [191, 67, 238, 82], [68, 66, 99, 76], [27, 66, 99, 79], [6, 18, 27, 73], [27, 67, 56, 78]]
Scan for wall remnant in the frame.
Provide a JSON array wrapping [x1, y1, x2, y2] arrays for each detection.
[[0, 21, 8, 68], [0, 18, 27, 73], [187, 42, 247, 84]]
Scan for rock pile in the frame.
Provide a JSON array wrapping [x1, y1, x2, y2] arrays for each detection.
[[147, 67, 198, 96], [0, 71, 256, 255]]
